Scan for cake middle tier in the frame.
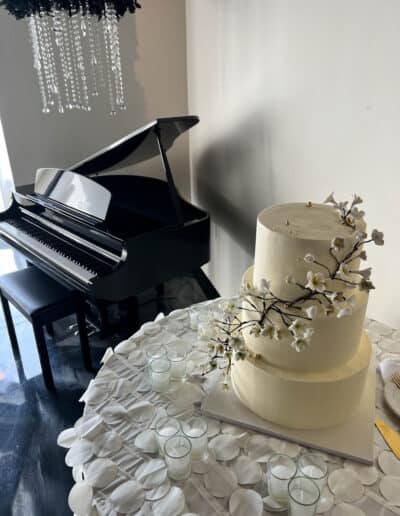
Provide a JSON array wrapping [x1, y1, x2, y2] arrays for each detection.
[[242, 266, 368, 372], [231, 331, 372, 430]]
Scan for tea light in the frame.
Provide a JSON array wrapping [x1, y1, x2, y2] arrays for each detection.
[[164, 435, 192, 481], [298, 453, 328, 491], [267, 454, 297, 506], [167, 348, 187, 381], [149, 357, 171, 393], [288, 476, 320, 516], [155, 416, 180, 456], [146, 344, 167, 363], [181, 417, 208, 459]]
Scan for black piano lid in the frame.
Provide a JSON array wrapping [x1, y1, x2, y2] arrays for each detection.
[[70, 116, 199, 176]]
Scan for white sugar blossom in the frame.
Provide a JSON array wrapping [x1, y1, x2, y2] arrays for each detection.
[[326, 291, 344, 305], [351, 207, 365, 219], [338, 262, 351, 279], [305, 271, 327, 292], [337, 307, 353, 318], [235, 350, 247, 361], [240, 281, 257, 296], [345, 214, 355, 226], [250, 324, 262, 337], [261, 323, 275, 339], [291, 337, 309, 352], [331, 237, 345, 252], [354, 231, 367, 242], [346, 295, 357, 309], [303, 305, 318, 320], [357, 267, 372, 280], [286, 275, 296, 285], [358, 250, 367, 260], [371, 229, 384, 246], [303, 327, 314, 341], [352, 194, 363, 205], [324, 192, 336, 205], [221, 300, 237, 314], [359, 279, 375, 292], [274, 327, 284, 340], [304, 253, 316, 264], [288, 318, 307, 336], [257, 278, 270, 295], [231, 335, 245, 351]]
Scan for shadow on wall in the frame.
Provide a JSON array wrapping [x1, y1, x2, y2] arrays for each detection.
[[194, 111, 275, 255]]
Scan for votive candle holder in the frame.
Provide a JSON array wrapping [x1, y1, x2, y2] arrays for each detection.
[[288, 476, 320, 516], [155, 416, 180, 456], [297, 453, 328, 492], [146, 344, 167, 363], [267, 453, 297, 506], [149, 357, 170, 393], [164, 435, 192, 481], [181, 417, 208, 459], [167, 348, 187, 381]]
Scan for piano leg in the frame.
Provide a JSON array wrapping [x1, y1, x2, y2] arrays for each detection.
[[1, 293, 19, 354], [32, 322, 55, 390], [192, 269, 220, 300], [75, 296, 93, 371]]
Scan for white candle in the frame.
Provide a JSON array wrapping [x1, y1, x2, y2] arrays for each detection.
[[181, 418, 208, 460], [155, 417, 180, 456], [269, 465, 292, 504], [267, 454, 297, 506], [288, 477, 320, 516], [165, 436, 192, 481], [149, 358, 170, 393], [301, 464, 326, 491]]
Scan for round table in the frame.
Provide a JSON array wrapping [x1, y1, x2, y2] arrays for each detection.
[[58, 299, 400, 516]]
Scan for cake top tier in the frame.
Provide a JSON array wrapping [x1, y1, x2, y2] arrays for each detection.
[[258, 202, 366, 241]]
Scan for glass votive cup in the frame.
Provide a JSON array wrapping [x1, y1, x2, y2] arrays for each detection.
[[164, 435, 192, 481], [267, 453, 297, 506], [167, 348, 187, 381], [146, 344, 167, 363], [155, 416, 180, 456], [181, 417, 208, 460], [288, 476, 320, 516], [149, 357, 171, 393], [297, 452, 328, 491]]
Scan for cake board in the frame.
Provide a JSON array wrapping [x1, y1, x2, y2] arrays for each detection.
[[201, 366, 376, 464]]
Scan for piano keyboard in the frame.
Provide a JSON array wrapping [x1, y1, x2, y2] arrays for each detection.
[[0, 218, 114, 286]]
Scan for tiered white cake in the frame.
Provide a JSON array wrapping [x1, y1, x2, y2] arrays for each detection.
[[231, 202, 372, 430]]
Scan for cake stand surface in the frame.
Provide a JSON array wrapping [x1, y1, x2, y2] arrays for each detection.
[[202, 365, 376, 464]]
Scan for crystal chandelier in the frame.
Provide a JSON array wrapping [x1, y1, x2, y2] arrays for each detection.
[[0, 0, 141, 114]]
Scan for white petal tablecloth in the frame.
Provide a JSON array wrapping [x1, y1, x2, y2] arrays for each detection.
[[59, 300, 400, 516]]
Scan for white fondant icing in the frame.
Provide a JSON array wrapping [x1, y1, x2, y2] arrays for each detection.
[[231, 332, 371, 429]]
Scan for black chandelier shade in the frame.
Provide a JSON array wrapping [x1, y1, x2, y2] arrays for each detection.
[[0, 0, 140, 19]]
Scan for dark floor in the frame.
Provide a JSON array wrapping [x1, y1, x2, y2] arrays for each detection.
[[0, 242, 207, 516]]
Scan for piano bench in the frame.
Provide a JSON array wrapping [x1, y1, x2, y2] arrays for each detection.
[[0, 267, 92, 390]]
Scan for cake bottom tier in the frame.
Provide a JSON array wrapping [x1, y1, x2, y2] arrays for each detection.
[[231, 332, 371, 430]]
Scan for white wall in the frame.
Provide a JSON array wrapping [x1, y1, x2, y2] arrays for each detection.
[[0, 0, 190, 196], [186, 0, 399, 328]]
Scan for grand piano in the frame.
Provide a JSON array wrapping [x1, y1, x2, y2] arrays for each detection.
[[0, 116, 218, 321]]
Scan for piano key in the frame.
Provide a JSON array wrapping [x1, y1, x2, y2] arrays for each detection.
[[0, 220, 98, 286]]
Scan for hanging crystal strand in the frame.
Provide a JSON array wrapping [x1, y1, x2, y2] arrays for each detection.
[[67, 14, 83, 109], [41, 11, 63, 113], [28, 16, 49, 113], [53, 9, 71, 111], [102, 8, 116, 115], [61, 11, 78, 109], [85, 4, 99, 97], [35, 13, 54, 111], [71, 11, 90, 111], [39, 10, 58, 110], [106, 4, 126, 110], [93, 18, 106, 91]]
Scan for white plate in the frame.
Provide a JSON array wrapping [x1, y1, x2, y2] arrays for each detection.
[[384, 382, 400, 418]]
